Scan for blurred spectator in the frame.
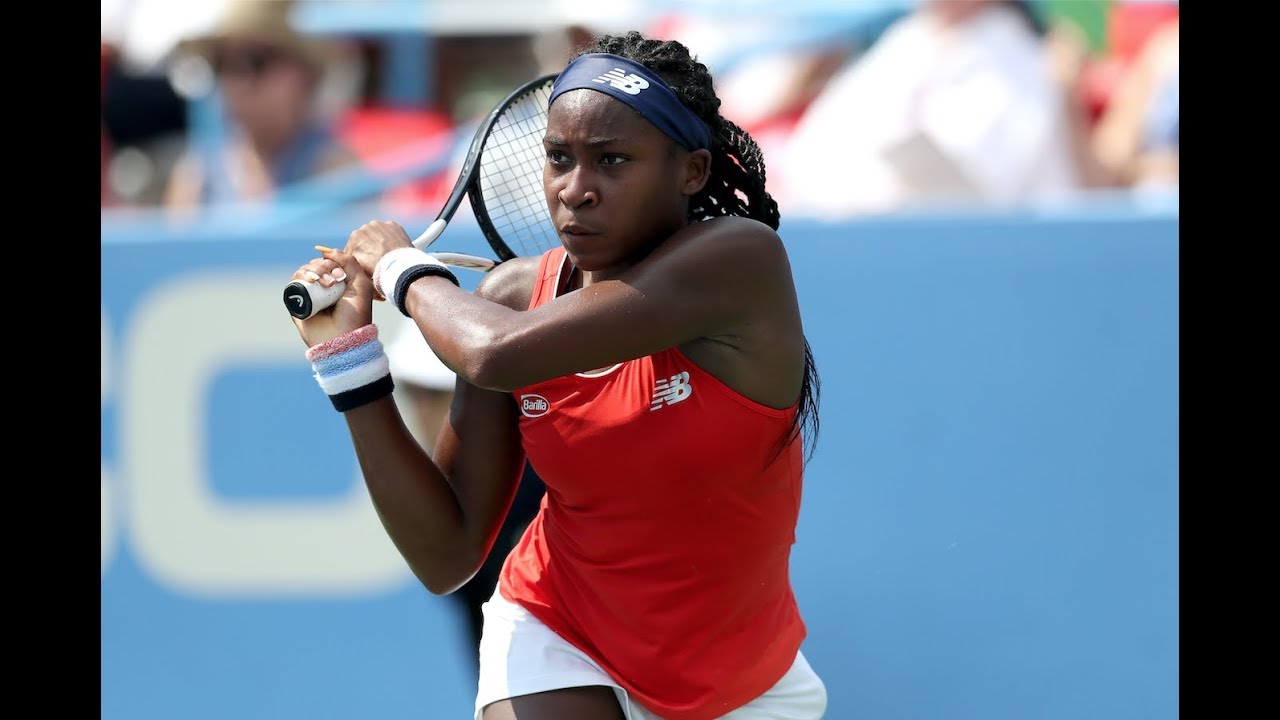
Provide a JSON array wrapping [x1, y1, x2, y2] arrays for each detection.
[[1037, 0, 1178, 191], [779, 0, 1084, 218], [1072, 0, 1179, 127], [1041, 15, 1117, 190], [645, 4, 909, 174], [102, 43, 114, 207], [532, 23, 600, 76], [101, 39, 189, 207], [163, 0, 360, 212], [1090, 14, 1178, 189]]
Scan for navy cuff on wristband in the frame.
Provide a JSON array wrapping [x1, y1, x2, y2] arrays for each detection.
[[393, 264, 460, 317], [329, 374, 395, 412]]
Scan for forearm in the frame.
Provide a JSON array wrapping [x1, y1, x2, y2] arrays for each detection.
[[342, 395, 476, 593], [399, 221, 773, 391], [402, 277, 529, 390]]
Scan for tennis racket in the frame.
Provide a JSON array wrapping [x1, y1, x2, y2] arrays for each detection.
[[284, 73, 561, 320]]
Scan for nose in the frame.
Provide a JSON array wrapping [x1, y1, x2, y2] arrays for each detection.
[[556, 165, 598, 210]]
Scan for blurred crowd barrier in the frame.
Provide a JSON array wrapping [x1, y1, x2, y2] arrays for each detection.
[[102, 198, 1178, 720], [101, 0, 1178, 220]]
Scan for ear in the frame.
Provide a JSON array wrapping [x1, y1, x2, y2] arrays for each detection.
[[679, 148, 712, 197]]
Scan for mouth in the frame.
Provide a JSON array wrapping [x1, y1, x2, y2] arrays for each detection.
[[560, 223, 599, 237]]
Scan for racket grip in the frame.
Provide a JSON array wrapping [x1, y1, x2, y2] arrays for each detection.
[[283, 278, 346, 320]]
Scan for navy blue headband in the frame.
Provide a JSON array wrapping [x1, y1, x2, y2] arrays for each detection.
[[549, 53, 713, 151]]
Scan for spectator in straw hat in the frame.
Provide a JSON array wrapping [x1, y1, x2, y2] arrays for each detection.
[[164, 0, 359, 211]]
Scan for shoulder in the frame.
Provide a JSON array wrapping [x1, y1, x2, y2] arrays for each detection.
[[474, 255, 545, 311], [664, 216, 789, 271], [692, 215, 783, 246], [635, 217, 793, 307]]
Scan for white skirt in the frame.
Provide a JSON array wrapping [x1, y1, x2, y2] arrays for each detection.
[[474, 588, 828, 720]]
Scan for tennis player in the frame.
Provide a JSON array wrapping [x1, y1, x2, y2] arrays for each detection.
[[290, 31, 826, 720]]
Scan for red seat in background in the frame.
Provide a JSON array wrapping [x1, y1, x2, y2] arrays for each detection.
[[333, 106, 459, 213]]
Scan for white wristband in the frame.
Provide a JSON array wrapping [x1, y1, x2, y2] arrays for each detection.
[[372, 247, 446, 300]]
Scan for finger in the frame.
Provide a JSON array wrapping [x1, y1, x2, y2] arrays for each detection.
[[316, 247, 358, 278], [316, 247, 370, 297], [292, 258, 346, 286], [315, 243, 373, 307]]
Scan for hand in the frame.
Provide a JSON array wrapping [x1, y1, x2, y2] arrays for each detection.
[[342, 220, 415, 280], [290, 247, 375, 348]]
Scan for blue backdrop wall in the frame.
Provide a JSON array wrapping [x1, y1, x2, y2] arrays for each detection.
[[101, 204, 1178, 719]]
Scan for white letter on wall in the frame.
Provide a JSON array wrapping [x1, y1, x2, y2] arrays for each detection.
[[121, 271, 411, 597]]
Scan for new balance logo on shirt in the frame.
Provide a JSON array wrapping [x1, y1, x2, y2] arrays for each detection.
[[651, 371, 693, 411], [593, 68, 650, 95], [519, 370, 692, 416]]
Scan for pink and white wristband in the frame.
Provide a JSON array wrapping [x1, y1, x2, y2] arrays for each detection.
[[305, 324, 395, 412]]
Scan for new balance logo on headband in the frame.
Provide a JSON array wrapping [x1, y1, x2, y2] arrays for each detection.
[[593, 68, 650, 95], [554, 53, 712, 149]]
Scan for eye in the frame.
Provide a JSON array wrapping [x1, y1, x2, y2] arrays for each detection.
[[600, 154, 628, 166], [546, 149, 569, 165]]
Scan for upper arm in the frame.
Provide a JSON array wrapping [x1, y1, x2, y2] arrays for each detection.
[[472, 256, 541, 312], [427, 257, 541, 568]]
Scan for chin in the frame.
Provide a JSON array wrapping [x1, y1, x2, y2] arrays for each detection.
[[561, 238, 612, 270], [563, 251, 608, 273]]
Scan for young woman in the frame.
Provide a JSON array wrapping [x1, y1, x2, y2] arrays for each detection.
[[290, 31, 825, 720]]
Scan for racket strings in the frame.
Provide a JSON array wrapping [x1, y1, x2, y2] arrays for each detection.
[[478, 81, 559, 257]]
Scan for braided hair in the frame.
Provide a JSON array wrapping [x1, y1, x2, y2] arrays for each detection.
[[581, 32, 780, 230], [578, 32, 820, 463]]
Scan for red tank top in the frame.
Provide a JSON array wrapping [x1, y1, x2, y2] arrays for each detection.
[[498, 247, 807, 720]]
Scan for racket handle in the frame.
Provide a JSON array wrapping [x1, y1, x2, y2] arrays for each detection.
[[285, 217, 450, 320], [283, 278, 347, 320]]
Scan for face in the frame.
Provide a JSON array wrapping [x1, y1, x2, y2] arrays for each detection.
[[923, 0, 1000, 25], [543, 88, 709, 277], [213, 42, 316, 143]]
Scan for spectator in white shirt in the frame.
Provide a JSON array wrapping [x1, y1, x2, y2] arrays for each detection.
[[780, 0, 1085, 218]]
